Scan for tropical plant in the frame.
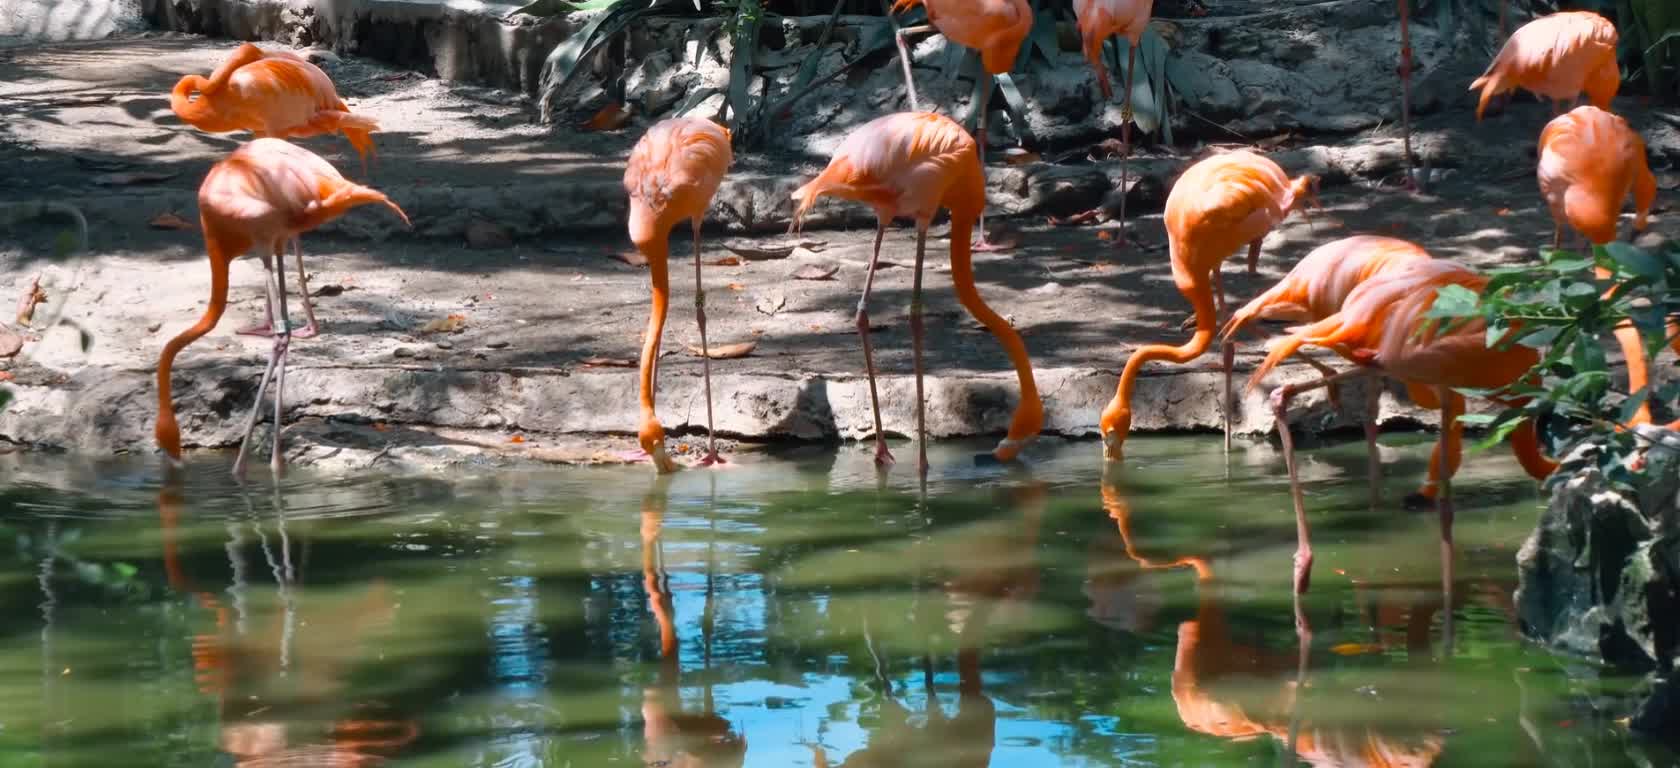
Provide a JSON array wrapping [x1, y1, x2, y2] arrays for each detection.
[[1425, 240, 1680, 489]]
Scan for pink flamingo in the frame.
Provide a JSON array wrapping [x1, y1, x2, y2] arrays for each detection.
[[625, 118, 734, 473], [1075, 0, 1155, 244], [793, 112, 1043, 475], [155, 139, 409, 478]]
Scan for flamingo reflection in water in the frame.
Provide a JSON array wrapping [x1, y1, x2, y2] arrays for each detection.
[[157, 481, 417, 767], [806, 478, 1046, 768], [639, 477, 749, 768], [1096, 477, 1524, 767]]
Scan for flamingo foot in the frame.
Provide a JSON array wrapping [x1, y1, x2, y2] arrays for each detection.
[[697, 449, 727, 467], [970, 234, 1013, 253], [873, 441, 896, 468], [1293, 547, 1314, 594], [236, 322, 276, 338], [291, 322, 320, 340]]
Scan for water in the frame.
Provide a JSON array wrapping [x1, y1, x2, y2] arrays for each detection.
[[0, 437, 1669, 768]]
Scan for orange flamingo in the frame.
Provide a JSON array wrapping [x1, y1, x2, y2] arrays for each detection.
[[155, 138, 409, 478], [172, 42, 381, 340], [887, 0, 1032, 251], [1221, 235, 1431, 501], [1250, 260, 1557, 594], [1075, 0, 1155, 244], [1470, 11, 1619, 121], [625, 118, 734, 474], [792, 112, 1043, 474], [1538, 105, 1670, 426], [1099, 150, 1318, 461]]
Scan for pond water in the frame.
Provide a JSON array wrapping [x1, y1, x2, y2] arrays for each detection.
[[0, 437, 1669, 768]]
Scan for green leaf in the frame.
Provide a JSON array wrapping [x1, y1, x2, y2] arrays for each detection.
[[112, 562, 138, 580], [0, 388, 11, 413], [1423, 283, 1482, 320], [994, 74, 1038, 145], [1604, 242, 1665, 280], [1455, 413, 1498, 426]]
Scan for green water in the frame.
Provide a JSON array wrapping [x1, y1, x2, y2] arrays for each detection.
[[0, 437, 1669, 768]]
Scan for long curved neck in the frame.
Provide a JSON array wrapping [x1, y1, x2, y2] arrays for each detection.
[[1101, 265, 1218, 436], [637, 234, 671, 422], [171, 44, 264, 128], [1509, 417, 1557, 480], [155, 235, 232, 459], [946, 206, 1042, 442]]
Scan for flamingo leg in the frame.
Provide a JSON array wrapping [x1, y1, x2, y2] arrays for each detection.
[[269, 249, 292, 477], [291, 238, 320, 340], [1398, 0, 1420, 192], [1364, 378, 1382, 508], [232, 251, 287, 480], [1270, 366, 1378, 593], [1437, 383, 1458, 655], [692, 217, 724, 466], [971, 78, 1008, 252], [1118, 42, 1138, 247], [1247, 238, 1262, 275], [910, 223, 931, 477], [888, 13, 935, 113], [1216, 268, 1234, 451], [236, 288, 277, 338], [857, 221, 895, 469]]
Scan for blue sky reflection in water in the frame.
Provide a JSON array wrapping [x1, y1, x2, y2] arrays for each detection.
[[0, 436, 1669, 768]]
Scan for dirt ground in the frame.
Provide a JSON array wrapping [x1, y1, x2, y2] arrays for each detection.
[[2, 33, 1678, 469]]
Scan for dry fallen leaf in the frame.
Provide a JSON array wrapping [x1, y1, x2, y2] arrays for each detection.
[[148, 212, 195, 230], [724, 237, 828, 260], [613, 250, 649, 267], [92, 170, 177, 186], [687, 340, 756, 359], [418, 314, 467, 335], [0, 370, 13, 382], [581, 102, 631, 132], [16, 275, 45, 327], [1495, 207, 1513, 217], [1097, 230, 1114, 241], [726, 282, 747, 291], [509, 434, 527, 444], [707, 255, 743, 266], [311, 283, 351, 298], [791, 263, 839, 280], [755, 291, 786, 316], [371, 422, 389, 432], [581, 356, 637, 368], [1001, 147, 1041, 166], [1329, 643, 1384, 657]]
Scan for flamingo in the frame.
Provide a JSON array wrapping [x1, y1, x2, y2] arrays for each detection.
[[887, 0, 1032, 251], [625, 118, 734, 474], [155, 138, 410, 478], [1099, 150, 1318, 461], [1470, 11, 1619, 121], [1075, 0, 1155, 244], [1220, 235, 1432, 503], [1538, 105, 1666, 426], [792, 112, 1043, 475], [1250, 260, 1558, 594], [172, 42, 382, 340]]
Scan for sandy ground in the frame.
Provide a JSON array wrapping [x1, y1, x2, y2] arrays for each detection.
[[2, 34, 1678, 469]]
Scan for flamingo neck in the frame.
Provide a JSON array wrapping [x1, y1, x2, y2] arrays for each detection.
[[155, 246, 231, 460], [1101, 274, 1218, 454], [946, 208, 1043, 458]]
